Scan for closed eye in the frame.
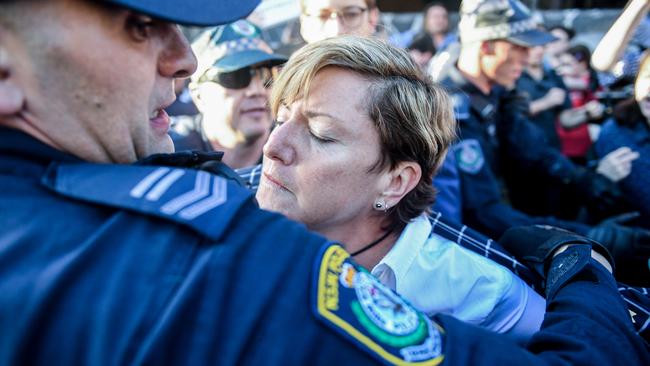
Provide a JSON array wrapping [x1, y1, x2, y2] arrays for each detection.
[[309, 129, 335, 144]]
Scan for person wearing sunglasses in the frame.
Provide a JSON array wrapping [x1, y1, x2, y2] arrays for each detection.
[[171, 20, 287, 169], [299, 0, 380, 43]]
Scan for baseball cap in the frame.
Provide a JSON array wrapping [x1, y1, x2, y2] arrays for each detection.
[[458, 0, 556, 47], [191, 20, 288, 81], [104, 0, 260, 27]]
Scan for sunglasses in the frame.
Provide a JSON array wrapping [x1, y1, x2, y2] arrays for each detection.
[[199, 66, 276, 90]]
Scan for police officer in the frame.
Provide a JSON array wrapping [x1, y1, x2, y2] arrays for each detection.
[[433, 0, 650, 281], [0, 0, 648, 365], [171, 20, 287, 169]]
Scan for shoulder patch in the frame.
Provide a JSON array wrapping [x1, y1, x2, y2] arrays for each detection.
[[312, 244, 445, 365], [41, 163, 254, 241], [454, 139, 485, 174]]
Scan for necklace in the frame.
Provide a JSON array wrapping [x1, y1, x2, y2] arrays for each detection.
[[350, 229, 393, 257]]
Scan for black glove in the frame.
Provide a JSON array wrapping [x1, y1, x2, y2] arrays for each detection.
[[572, 166, 626, 214], [499, 90, 530, 121], [499, 225, 614, 293], [588, 213, 650, 260], [136, 150, 246, 187]]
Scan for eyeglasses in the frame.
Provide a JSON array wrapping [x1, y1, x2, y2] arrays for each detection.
[[199, 67, 276, 90], [303, 6, 368, 29]]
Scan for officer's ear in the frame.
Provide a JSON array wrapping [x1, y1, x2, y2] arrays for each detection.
[[480, 40, 497, 56], [0, 45, 24, 118]]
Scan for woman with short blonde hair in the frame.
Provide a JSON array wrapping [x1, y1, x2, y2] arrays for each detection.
[[257, 36, 544, 341]]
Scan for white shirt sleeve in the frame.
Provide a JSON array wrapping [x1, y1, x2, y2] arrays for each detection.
[[372, 214, 544, 340]]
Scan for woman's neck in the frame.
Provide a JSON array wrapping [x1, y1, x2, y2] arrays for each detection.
[[314, 216, 400, 270]]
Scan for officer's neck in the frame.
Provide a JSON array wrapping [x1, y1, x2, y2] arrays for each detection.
[[456, 51, 492, 95], [209, 137, 265, 170], [458, 67, 491, 95]]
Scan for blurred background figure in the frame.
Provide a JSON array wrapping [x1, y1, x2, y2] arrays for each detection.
[[510, 42, 572, 218], [299, 0, 379, 43], [407, 33, 437, 72], [595, 52, 650, 230], [544, 25, 575, 72], [422, 2, 457, 52], [171, 20, 287, 169], [556, 44, 606, 163]]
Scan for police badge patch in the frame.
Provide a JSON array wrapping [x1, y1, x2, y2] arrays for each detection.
[[313, 244, 445, 365], [454, 139, 485, 174]]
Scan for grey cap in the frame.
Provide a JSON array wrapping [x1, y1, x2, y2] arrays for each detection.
[[458, 0, 556, 47]]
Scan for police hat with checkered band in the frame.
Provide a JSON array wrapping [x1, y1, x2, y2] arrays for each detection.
[[191, 20, 287, 81], [458, 0, 556, 47]]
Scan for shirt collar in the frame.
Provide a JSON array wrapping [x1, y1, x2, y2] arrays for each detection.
[[371, 214, 432, 287]]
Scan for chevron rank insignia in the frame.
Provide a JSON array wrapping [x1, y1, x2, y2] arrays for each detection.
[[312, 244, 445, 366], [41, 163, 254, 241]]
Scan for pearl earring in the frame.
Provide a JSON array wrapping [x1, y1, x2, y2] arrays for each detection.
[[374, 200, 388, 212]]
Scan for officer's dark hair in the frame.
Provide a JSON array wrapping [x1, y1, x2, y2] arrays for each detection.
[[613, 98, 644, 127], [423, 1, 448, 16], [614, 52, 650, 126], [549, 25, 575, 41], [270, 35, 457, 232], [566, 44, 591, 66], [408, 33, 436, 55]]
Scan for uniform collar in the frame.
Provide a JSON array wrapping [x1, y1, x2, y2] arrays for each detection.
[[0, 126, 82, 166]]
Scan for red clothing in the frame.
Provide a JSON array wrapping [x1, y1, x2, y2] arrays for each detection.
[[556, 75, 597, 158]]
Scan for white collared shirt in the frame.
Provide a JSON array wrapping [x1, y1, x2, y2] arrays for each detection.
[[371, 214, 544, 336]]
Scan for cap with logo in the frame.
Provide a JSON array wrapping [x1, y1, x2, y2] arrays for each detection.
[[104, 0, 260, 27], [458, 0, 556, 47], [191, 20, 288, 82]]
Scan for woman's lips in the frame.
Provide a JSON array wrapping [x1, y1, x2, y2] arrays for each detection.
[[263, 172, 289, 191]]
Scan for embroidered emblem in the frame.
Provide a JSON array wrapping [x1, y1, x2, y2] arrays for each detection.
[[231, 20, 257, 37], [313, 244, 444, 365], [455, 139, 485, 174]]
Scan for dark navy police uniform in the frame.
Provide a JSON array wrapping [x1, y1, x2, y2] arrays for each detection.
[[1, 127, 648, 365], [596, 118, 650, 229], [438, 65, 593, 239]]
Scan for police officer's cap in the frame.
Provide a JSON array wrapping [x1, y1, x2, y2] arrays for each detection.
[[103, 0, 261, 27], [458, 0, 556, 47], [191, 20, 288, 81]]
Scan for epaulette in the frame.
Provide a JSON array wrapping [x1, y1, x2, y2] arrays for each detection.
[[41, 162, 255, 241]]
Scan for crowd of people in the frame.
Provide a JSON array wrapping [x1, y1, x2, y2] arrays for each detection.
[[1, 0, 650, 364]]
